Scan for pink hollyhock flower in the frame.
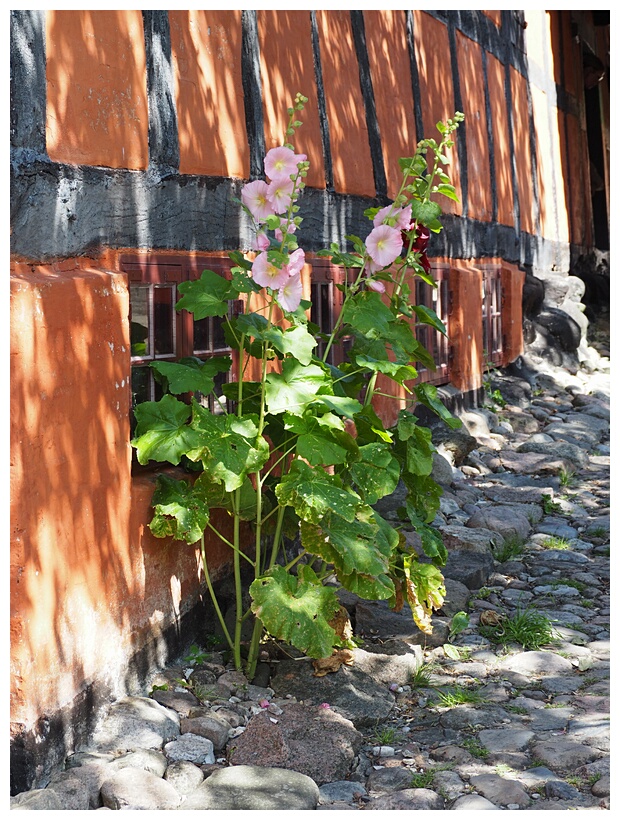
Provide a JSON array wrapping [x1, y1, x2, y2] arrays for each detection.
[[267, 177, 294, 214], [286, 247, 305, 277], [258, 699, 270, 709], [278, 272, 303, 312], [264, 146, 299, 180], [252, 232, 270, 252], [252, 251, 290, 289], [365, 224, 403, 267], [374, 203, 412, 231], [241, 180, 275, 221]]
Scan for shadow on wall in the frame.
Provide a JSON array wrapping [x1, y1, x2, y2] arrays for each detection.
[[9, 265, 220, 792]]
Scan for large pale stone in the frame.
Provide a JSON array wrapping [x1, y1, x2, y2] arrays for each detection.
[[183, 765, 320, 810]]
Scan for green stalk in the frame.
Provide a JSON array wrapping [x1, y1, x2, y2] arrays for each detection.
[[199, 534, 234, 653]]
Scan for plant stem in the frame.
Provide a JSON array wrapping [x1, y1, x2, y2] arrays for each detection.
[[199, 534, 234, 653]]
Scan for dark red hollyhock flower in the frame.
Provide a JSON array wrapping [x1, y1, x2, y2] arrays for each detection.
[[419, 252, 431, 275], [401, 223, 430, 253]]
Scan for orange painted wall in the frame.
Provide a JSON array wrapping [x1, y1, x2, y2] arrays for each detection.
[[364, 10, 418, 199], [510, 67, 535, 235], [169, 10, 248, 179], [456, 31, 492, 222], [413, 11, 463, 216], [45, 10, 148, 170], [447, 263, 484, 392], [315, 10, 375, 196], [10, 261, 232, 731], [257, 11, 325, 190], [486, 53, 515, 227]]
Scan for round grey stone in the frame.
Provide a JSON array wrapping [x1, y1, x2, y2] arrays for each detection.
[[477, 728, 534, 753], [182, 765, 320, 810], [365, 787, 444, 810], [163, 760, 204, 795], [11, 788, 63, 810], [107, 748, 168, 777], [180, 714, 232, 750], [451, 793, 497, 809], [100, 767, 182, 810], [469, 773, 530, 807], [318, 780, 367, 804], [497, 650, 573, 676], [164, 733, 215, 764]]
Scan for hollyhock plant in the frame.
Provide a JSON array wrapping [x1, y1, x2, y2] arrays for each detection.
[[132, 93, 464, 683]]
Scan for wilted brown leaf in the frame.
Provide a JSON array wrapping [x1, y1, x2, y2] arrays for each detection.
[[312, 648, 355, 677]]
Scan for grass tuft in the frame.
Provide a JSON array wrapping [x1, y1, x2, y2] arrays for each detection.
[[479, 607, 558, 650]]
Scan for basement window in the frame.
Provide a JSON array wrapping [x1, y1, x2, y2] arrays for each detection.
[[482, 268, 503, 365], [413, 265, 450, 385], [121, 254, 237, 432]]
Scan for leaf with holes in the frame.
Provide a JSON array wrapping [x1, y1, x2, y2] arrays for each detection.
[[149, 474, 211, 544], [131, 394, 200, 465], [188, 405, 270, 492], [350, 443, 400, 504], [276, 459, 361, 524], [250, 565, 342, 659]]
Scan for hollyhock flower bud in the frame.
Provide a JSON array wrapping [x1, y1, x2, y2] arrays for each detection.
[[264, 146, 299, 180], [252, 251, 290, 289], [365, 276, 386, 293], [365, 224, 403, 267], [275, 223, 297, 242], [374, 203, 412, 231], [241, 180, 276, 222]]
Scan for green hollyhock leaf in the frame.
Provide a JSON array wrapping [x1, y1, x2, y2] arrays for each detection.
[[411, 341, 437, 372], [450, 611, 470, 637], [131, 394, 200, 465], [350, 443, 400, 504], [276, 460, 361, 524], [405, 504, 447, 564], [436, 183, 459, 201], [194, 473, 258, 521], [265, 360, 329, 415], [409, 199, 442, 225], [176, 269, 236, 319], [315, 394, 363, 419], [299, 509, 396, 599], [341, 291, 395, 339], [189, 405, 269, 492], [354, 355, 418, 385], [405, 426, 435, 477], [402, 473, 443, 524], [412, 304, 447, 336], [414, 383, 462, 429], [149, 474, 210, 544], [264, 324, 317, 366], [284, 414, 353, 466], [150, 356, 232, 396], [250, 565, 342, 659], [353, 405, 393, 445], [443, 643, 461, 660]]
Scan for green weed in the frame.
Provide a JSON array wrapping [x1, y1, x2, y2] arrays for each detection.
[[479, 608, 558, 650], [432, 686, 485, 707], [373, 726, 397, 746], [559, 469, 576, 488], [589, 526, 608, 538], [410, 770, 437, 789], [541, 494, 562, 515], [552, 578, 586, 594], [183, 643, 210, 666], [541, 536, 571, 550], [409, 663, 435, 689], [492, 536, 525, 563], [462, 738, 489, 759]]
